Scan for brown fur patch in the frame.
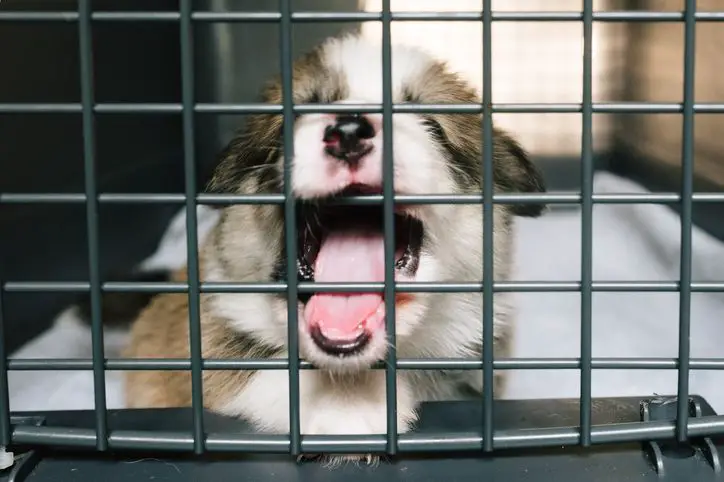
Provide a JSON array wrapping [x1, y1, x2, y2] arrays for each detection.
[[206, 44, 346, 197], [124, 263, 282, 410], [406, 61, 547, 217], [123, 33, 543, 419], [123, 293, 194, 408]]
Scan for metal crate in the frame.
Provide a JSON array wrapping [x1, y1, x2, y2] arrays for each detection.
[[1, 0, 724, 481]]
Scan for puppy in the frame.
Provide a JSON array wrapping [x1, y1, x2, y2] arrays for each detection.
[[124, 33, 546, 464]]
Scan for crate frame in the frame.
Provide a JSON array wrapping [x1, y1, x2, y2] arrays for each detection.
[[1, 0, 724, 472]]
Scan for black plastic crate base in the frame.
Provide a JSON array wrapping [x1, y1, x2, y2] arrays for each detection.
[[3, 396, 722, 482]]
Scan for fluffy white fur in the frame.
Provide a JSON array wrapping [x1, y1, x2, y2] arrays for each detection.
[[204, 35, 512, 448], [117, 31, 545, 467]]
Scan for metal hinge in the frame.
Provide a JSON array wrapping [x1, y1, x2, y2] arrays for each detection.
[[1, 416, 45, 482], [641, 396, 722, 478]]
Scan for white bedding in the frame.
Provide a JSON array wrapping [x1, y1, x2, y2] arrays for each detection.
[[9, 172, 724, 414]]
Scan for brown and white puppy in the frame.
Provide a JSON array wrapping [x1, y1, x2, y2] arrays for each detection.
[[124, 33, 546, 463]]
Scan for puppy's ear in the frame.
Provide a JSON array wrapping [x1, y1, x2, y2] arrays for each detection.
[[205, 112, 283, 195], [205, 75, 295, 196], [493, 131, 547, 217]]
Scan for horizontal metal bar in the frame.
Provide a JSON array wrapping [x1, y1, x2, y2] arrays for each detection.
[[2, 192, 724, 205], [11, 415, 724, 453], [0, 103, 83, 113], [188, 10, 724, 24], [0, 12, 80, 22], [1, 193, 88, 203], [1, 11, 723, 23], [8, 358, 294, 371], [4, 280, 724, 294], [7, 357, 724, 372], [93, 103, 181, 114], [3, 102, 724, 115]]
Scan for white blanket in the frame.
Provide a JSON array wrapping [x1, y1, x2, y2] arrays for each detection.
[[9, 172, 724, 414]]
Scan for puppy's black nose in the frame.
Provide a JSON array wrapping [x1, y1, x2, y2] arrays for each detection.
[[323, 114, 375, 165]]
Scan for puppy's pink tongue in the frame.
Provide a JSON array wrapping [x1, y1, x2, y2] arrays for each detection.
[[303, 231, 386, 339]]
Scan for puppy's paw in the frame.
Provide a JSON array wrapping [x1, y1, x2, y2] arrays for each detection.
[[298, 399, 416, 469], [302, 402, 415, 439], [298, 453, 380, 468]]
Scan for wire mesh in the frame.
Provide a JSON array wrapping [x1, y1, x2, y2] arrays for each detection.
[[675, 0, 697, 443], [578, 0, 594, 447], [380, 0, 399, 456], [179, 0, 206, 455], [77, 0, 108, 452], [279, 0, 302, 457], [2, 102, 724, 114], [1, 0, 724, 459], [5, 356, 724, 372], [480, 0, 495, 454], [7, 415, 724, 453], [614, 0, 724, 193], [0, 273, 9, 448], [3, 10, 724, 22]]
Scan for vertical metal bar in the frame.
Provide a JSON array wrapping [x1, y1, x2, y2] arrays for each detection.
[[0, 282, 9, 446], [381, 0, 398, 456], [677, 0, 696, 443], [78, 0, 108, 451], [0, 163, 9, 448], [180, 0, 205, 454], [481, 0, 495, 453], [579, 0, 594, 448], [279, 0, 301, 457]]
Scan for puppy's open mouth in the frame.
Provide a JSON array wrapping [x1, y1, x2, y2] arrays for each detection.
[[295, 184, 424, 350], [296, 185, 425, 295]]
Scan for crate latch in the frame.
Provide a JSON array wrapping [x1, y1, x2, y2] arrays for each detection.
[[640, 396, 721, 478]]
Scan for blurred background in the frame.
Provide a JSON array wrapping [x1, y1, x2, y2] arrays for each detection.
[[1, 0, 724, 413]]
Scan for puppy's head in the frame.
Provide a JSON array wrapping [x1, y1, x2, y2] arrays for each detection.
[[207, 34, 546, 372]]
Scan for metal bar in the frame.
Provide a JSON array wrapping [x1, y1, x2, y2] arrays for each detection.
[[278, 0, 301, 458], [381, 0, 398, 457], [97, 194, 187, 203], [2, 11, 724, 23], [179, 0, 205, 455], [78, 0, 108, 452], [0, 0, 720, 460], [5, 102, 724, 115], [0, 139, 12, 450], [5, 280, 724, 294], [1, 194, 87, 203], [95, 103, 182, 114], [481, 0, 495, 455], [10, 416, 724, 453], [0, 103, 83, 113], [676, 0, 697, 443], [579, 0, 594, 448], [7, 357, 724, 372], [4, 191, 724, 206], [0, 276, 9, 447]]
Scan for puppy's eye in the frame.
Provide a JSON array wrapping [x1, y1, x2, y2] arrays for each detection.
[[293, 92, 321, 120]]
